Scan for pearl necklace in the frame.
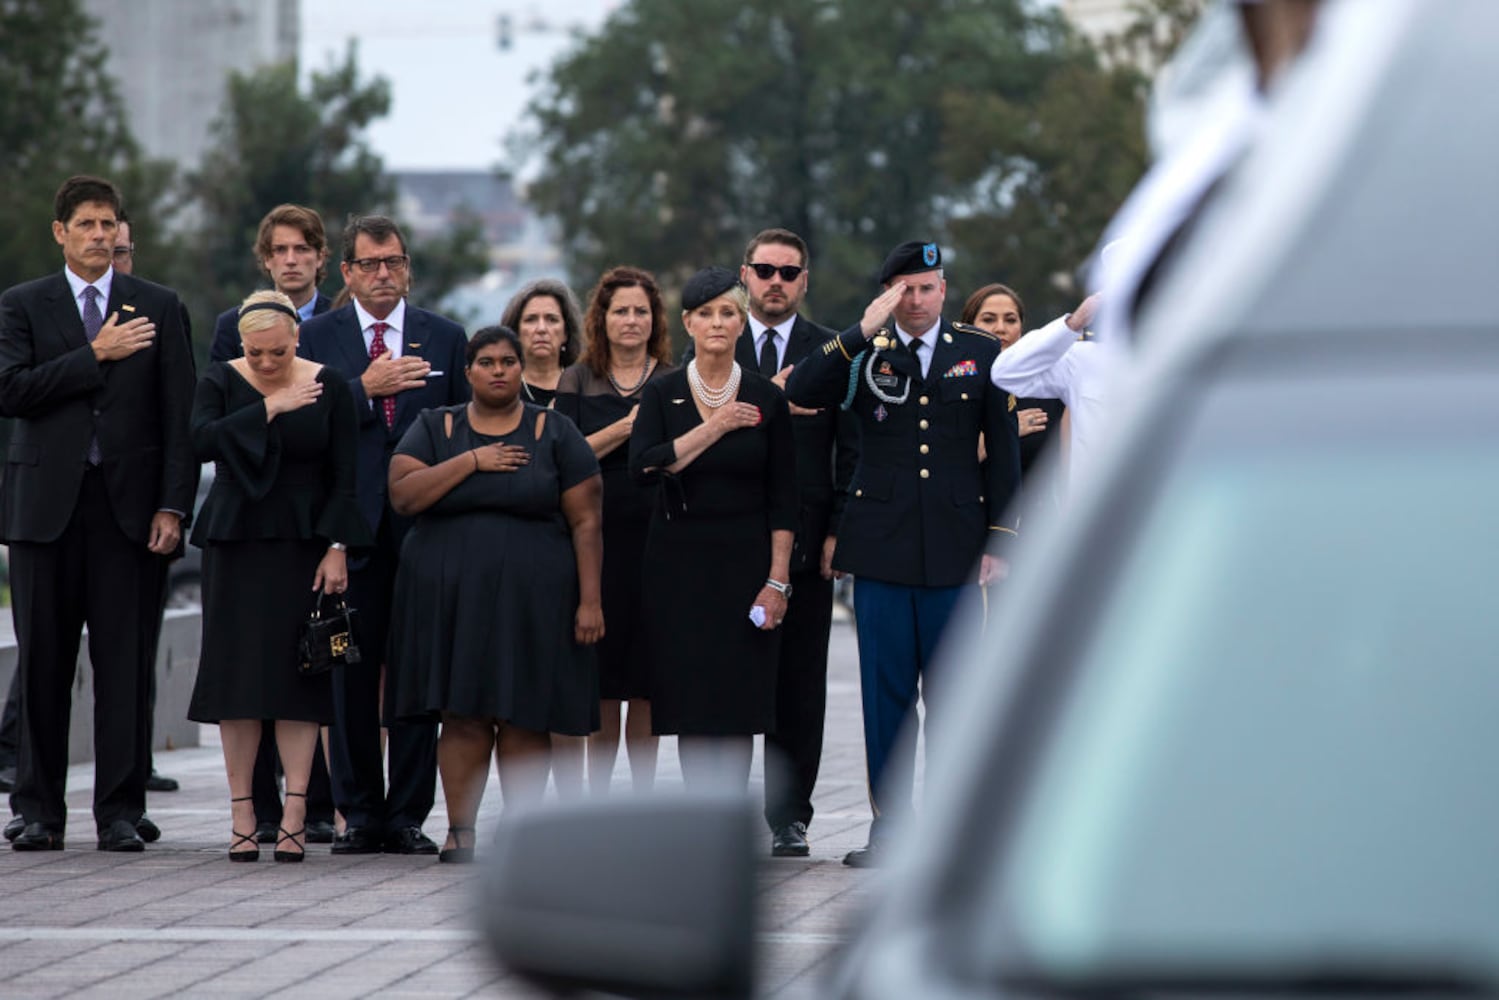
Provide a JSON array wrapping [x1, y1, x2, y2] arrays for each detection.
[[608, 356, 654, 396], [687, 359, 741, 409]]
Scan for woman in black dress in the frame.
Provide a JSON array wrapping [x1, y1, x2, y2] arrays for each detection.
[[500, 278, 583, 408], [554, 266, 676, 795], [962, 283, 1065, 507], [387, 326, 603, 861], [188, 291, 370, 862], [629, 267, 797, 791]]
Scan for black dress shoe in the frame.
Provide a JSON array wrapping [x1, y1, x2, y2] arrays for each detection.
[[384, 825, 439, 855], [4, 815, 25, 842], [136, 815, 161, 843], [330, 826, 384, 855], [255, 820, 280, 845], [0, 764, 16, 793], [98, 819, 145, 852], [305, 819, 336, 844], [843, 843, 883, 868], [771, 821, 810, 858], [12, 822, 64, 852], [145, 771, 180, 793]]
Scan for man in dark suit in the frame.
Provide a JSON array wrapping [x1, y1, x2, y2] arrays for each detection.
[[787, 240, 1021, 867], [686, 228, 856, 857], [208, 204, 340, 845], [297, 214, 468, 855], [210, 203, 335, 363], [0, 175, 196, 852]]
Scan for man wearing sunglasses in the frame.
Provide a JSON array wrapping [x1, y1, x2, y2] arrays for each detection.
[[682, 228, 857, 858], [297, 215, 469, 857]]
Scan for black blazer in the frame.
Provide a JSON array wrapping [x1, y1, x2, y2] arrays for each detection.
[[210, 291, 334, 363], [786, 318, 1020, 588], [683, 315, 859, 575], [296, 302, 470, 535], [0, 271, 197, 544]]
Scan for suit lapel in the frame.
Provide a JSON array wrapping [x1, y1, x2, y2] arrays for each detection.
[[733, 329, 758, 370], [785, 316, 819, 367], [46, 274, 89, 353], [334, 306, 372, 377], [922, 321, 960, 388], [393, 307, 431, 428]]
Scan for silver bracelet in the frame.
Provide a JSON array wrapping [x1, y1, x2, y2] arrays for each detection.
[[329, 542, 347, 552]]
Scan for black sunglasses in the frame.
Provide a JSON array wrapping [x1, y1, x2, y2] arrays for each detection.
[[747, 263, 804, 282]]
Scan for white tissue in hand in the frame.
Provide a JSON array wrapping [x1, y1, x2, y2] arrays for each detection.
[[749, 605, 767, 628]]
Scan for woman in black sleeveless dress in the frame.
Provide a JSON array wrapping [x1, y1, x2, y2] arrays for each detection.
[[555, 266, 676, 795], [386, 326, 603, 861]]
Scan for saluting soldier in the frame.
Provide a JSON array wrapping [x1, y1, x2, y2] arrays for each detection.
[[785, 240, 1020, 867]]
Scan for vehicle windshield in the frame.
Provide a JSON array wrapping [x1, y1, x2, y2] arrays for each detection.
[[992, 370, 1499, 984]]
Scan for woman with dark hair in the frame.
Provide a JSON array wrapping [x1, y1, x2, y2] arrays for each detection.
[[961, 283, 1065, 487], [554, 266, 676, 795], [386, 326, 604, 861], [629, 267, 797, 791], [188, 290, 371, 862], [500, 279, 584, 407]]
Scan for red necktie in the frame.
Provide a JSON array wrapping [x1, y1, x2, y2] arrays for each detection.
[[369, 322, 396, 428]]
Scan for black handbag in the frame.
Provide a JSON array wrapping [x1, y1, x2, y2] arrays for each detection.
[[297, 591, 362, 676]]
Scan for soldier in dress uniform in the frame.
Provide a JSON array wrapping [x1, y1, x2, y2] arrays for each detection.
[[785, 240, 1021, 867]]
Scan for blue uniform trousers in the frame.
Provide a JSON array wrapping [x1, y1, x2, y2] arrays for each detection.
[[852, 577, 964, 843]]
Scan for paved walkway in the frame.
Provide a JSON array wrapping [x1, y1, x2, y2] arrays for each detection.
[[0, 619, 917, 998]]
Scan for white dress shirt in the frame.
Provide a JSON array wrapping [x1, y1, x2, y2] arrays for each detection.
[[64, 266, 113, 322], [354, 298, 406, 358]]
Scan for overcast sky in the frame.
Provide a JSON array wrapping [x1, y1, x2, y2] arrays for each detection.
[[300, 1, 618, 173]]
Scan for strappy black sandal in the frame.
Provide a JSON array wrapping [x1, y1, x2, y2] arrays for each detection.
[[274, 790, 307, 863], [439, 825, 475, 864], [229, 795, 259, 862]]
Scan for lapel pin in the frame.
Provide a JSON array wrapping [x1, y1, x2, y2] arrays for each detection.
[[407, 343, 421, 349], [121, 304, 136, 313], [671, 398, 686, 404]]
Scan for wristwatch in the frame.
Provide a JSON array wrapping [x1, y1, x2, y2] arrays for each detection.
[[765, 578, 793, 598]]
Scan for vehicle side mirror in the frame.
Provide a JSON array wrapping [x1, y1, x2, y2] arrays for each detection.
[[481, 794, 757, 999]]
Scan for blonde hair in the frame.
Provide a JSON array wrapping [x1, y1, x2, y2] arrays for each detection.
[[685, 285, 749, 320], [237, 289, 300, 337]]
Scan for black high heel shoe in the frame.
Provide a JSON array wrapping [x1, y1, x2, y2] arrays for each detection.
[[274, 790, 307, 863], [229, 795, 259, 862], [438, 825, 475, 864]]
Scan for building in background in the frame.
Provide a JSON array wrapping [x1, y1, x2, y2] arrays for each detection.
[[85, 0, 299, 172], [1063, 0, 1137, 48]]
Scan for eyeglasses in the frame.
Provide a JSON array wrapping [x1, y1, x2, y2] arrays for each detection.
[[112, 245, 134, 260], [747, 263, 804, 282], [348, 255, 409, 274]]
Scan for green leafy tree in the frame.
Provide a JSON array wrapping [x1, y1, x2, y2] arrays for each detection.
[[172, 43, 486, 353], [0, 0, 171, 283], [517, 0, 1149, 332]]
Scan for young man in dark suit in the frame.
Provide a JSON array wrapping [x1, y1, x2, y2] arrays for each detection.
[[687, 228, 858, 858], [208, 204, 340, 845], [210, 204, 335, 363], [297, 214, 469, 855], [786, 240, 1021, 867], [0, 175, 196, 852]]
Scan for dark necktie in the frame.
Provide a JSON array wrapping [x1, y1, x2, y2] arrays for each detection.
[[82, 287, 103, 464], [758, 330, 779, 377], [369, 322, 396, 428], [908, 336, 926, 377]]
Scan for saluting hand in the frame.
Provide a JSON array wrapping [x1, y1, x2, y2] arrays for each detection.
[[91, 312, 156, 362], [859, 282, 907, 338], [471, 443, 530, 473], [1066, 292, 1102, 333]]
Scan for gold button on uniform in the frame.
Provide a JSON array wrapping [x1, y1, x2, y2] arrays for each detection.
[[961, 392, 969, 401], [855, 489, 863, 497], [920, 469, 930, 479], [919, 395, 929, 406], [919, 419, 929, 430], [919, 444, 929, 454]]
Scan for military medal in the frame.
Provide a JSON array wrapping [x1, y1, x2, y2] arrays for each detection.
[[873, 333, 892, 351], [863, 338, 911, 406]]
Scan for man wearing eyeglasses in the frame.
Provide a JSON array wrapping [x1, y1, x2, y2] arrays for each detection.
[[297, 214, 468, 857]]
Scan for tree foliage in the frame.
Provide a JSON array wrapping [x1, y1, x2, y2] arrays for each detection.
[[517, 0, 1150, 327], [0, 0, 170, 283]]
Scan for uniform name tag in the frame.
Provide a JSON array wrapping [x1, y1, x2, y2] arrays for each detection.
[[872, 374, 901, 390]]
